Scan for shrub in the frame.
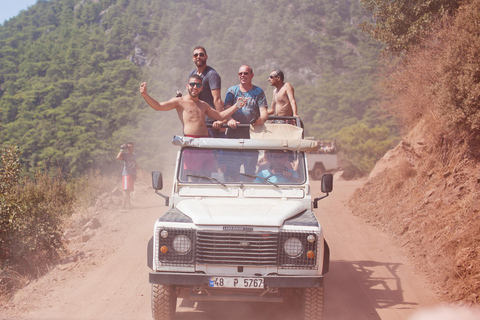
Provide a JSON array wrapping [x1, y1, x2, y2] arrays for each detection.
[[382, 0, 480, 144], [1, 144, 115, 296], [0, 145, 22, 268], [1, 167, 71, 275]]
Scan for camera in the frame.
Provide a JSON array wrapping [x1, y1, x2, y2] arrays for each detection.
[[121, 144, 127, 150]]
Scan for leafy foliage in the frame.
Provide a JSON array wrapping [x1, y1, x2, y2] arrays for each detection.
[[1, 143, 70, 274], [360, 0, 461, 55], [1, 155, 115, 291], [382, 0, 480, 144], [4, 169, 70, 275], [435, 1, 480, 139], [0, 145, 22, 267]]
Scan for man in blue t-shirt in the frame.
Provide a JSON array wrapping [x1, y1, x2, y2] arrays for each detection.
[[188, 46, 224, 138], [217, 65, 269, 178], [221, 65, 269, 139]]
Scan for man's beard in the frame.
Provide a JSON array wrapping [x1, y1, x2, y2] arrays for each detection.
[[188, 90, 200, 98], [195, 59, 206, 68]]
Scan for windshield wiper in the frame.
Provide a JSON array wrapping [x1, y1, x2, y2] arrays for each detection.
[[239, 173, 279, 188], [187, 174, 227, 187]]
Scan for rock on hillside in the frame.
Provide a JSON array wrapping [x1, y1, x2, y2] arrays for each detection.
[[349, 119, 480, 305]]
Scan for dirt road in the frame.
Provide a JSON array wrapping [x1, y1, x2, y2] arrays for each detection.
[[2, 177, 437, 320]]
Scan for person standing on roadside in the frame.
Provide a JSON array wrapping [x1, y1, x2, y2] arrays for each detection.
[[267, 68, 299, 124], [116, 142, 137, 210], [188, 46, 225, 138]]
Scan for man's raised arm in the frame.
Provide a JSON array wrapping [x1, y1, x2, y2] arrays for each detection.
[[140, 82, 179, 111], [205, 98, 244, 121]]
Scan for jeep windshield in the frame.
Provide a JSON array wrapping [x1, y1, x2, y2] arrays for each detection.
[[178, 148, 306, 185]]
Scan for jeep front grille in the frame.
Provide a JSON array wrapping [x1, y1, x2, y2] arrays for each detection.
[[197, 231, 279, 266]]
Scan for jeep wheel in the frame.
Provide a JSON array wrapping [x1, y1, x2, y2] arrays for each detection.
[[152, 284, 176, 320], [300, 286, 324, 320], [312, 164, 324, 180]]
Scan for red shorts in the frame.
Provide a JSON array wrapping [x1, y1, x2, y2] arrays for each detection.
[[122, 175, 134, 191], [185, 135, 209, 138]]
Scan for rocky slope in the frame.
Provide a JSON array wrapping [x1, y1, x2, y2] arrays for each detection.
[[349, 119, 480, 305]]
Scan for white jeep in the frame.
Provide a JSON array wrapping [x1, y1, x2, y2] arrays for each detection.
[[306, 139, 338, 180], [148, 123, 333, 320]]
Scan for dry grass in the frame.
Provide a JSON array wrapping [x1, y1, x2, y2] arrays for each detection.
[[0, 269, 29, 305], [0, 169, 118, 303]]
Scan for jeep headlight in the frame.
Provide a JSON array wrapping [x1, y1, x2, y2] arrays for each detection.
[[284, 237, 303, 257], [279, 231, 318, 268], [156, 228, 195, 266], [172, 234, 191, 254]]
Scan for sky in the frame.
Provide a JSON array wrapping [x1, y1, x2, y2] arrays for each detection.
[[1, 0, 39, 24]]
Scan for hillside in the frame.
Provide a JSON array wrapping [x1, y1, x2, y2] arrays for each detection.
[[0, 0, 393, 178], [350, 0, 480, 305], [350, 120, 480, 304]]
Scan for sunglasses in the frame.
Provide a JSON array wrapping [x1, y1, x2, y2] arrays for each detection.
[[193, 52, 205, 58], [269, 75, 278, 79], [238, 72, 250, 76], [189, 82, 202, 88]]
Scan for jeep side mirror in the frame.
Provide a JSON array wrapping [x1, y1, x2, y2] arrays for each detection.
[[321, 173, 333, 193], [152, 171, 169, 206], [313, 173, 334, 209], [152, 171, 163, 190]]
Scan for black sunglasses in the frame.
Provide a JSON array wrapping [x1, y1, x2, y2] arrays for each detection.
[[189, 82, 202, 88], [238, 72, 250, 76], [269, 75, 278, 79], [193, 52, 205, 58]]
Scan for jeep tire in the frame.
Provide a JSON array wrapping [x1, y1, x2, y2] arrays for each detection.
[[311, 163, 324, 181], [300, 286, 324, 320], [152, 284, 176, 320]]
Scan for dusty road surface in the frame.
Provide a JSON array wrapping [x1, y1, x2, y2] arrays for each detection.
[[2, 176, 437, 320]]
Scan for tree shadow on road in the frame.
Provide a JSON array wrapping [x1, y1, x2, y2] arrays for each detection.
[[325, 260, 419, 320]]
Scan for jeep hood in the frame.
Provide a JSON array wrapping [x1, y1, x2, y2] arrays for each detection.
[[175, 198, 306, 226]]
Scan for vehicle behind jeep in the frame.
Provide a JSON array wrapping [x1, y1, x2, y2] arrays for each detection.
[[148, 122, 333, 320], [306, 139, 338, 180]]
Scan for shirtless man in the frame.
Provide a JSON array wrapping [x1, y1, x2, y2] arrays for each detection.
[[140, 74, 244, 137], [189, 46, 225, 138], [267, 68, 299, 120]]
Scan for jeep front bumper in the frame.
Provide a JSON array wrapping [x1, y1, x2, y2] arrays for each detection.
[[149, 272, 324, 287]]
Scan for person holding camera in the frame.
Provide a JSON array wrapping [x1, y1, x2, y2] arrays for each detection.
[[116, 142, 137, 210]]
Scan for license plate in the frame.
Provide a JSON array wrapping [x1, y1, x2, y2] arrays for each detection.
[[209, 277, 264, 288]]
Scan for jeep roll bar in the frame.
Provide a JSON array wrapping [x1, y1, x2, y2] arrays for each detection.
[[206, 116, 302, 128]]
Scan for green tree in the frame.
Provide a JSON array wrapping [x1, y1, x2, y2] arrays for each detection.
[[360, 0, 461, 55], [335, 123, 397, 179]]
